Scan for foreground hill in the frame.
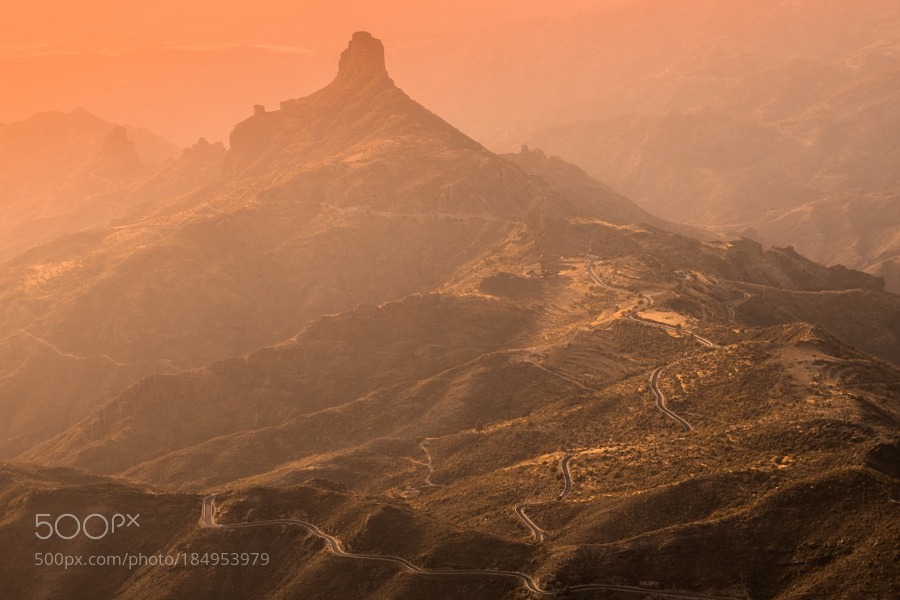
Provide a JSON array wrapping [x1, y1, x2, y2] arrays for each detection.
[[10, 239, 900, 599], [0, 463, 198, 600], [20, 218, 900, 599]]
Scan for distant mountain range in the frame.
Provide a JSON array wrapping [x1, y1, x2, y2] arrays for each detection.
[[423, 0, 900, 293], [2, 30, 898, 600], [521, 63, 900, 292], [0, 109, 182, 260]]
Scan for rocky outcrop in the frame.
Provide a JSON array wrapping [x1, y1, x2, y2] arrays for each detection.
[[335, 31, 391, 84], [92, 126, 141, 182]]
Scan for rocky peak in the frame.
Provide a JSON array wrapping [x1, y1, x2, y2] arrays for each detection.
[[93, 126, 141, 181], [335, 31, 390, 83]]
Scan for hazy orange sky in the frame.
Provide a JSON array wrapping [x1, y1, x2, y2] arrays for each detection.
[[2, 0, 612, 145], [2, 1, 615, 47]]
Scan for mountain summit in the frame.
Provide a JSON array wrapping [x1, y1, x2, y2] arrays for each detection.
[[336, 31, 391, 84], [227, 32, 548, 216]]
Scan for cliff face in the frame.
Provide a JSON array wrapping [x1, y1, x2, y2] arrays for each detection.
[[335, 31, 391, 83]]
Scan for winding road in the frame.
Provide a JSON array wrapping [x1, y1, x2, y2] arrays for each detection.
[[624, 315, 720, 349], [587, 260, 717, 348], [586, 261, 653, 307], [192, 259, 736, 597], [558, 454, 574, 501], [513, 503, 544, 543], [650, 366, 693, 432], [585, 256, 718, 431], [513, 454, 575, 543], [725, 292, 751, 321], [418, 439, 441, 488], [200, 495, 738, 599]]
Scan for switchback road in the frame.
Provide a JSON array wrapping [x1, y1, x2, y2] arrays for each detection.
[[418, 439, 441, 488], [514, 454, 574, 542], [513, 503, 544, 543], [558, 454, 574, 501], [725, 292, 751, 321], [586, 261, 653, 307], [624, 315, 720, 349], [586, 259, 719, 348], [200, 495, 739, 599], [650, 366, 693, 432]]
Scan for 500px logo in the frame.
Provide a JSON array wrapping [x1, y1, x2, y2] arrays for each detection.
[[35, 513, 140, 540]]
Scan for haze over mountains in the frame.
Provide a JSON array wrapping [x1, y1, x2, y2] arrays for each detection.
[[9, 0, 898, 296], [468, 0, 900, 293], [1, 22, 899, 600], [0, 110, 181, 260], [6, 1, 897, 292]]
